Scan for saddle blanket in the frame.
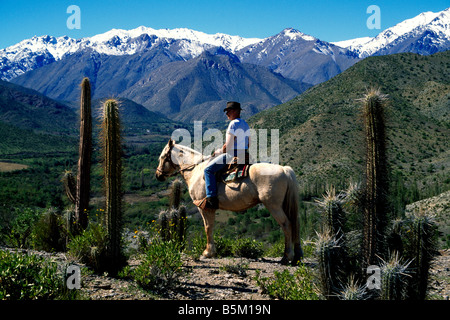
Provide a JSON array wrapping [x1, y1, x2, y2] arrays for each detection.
[[221, 164, 250, 183]]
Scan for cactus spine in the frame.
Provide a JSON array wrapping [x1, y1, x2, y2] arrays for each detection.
[[315, 228, 343, 299], [405, 210, 437, 300], [159, 179, 187, 244], [74, 77, 92, 231], [361, 89, 389, 267], [62, 170, 77, 205], [101, 99, 124, 271], [316, 186, 346, 239], [380, 252, 410, 300]]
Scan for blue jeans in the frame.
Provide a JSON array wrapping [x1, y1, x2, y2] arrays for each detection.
[[204, 153, 233, 198]]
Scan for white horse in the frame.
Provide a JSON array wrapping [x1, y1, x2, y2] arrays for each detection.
[[155, 139, 303, 265]]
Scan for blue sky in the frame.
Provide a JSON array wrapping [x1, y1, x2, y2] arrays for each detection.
[[0, 0, 449, 49]]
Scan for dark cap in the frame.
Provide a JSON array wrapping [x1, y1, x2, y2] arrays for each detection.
[[223, 101, 242, 112]]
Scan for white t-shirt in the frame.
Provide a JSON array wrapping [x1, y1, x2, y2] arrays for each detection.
[[227, 118, 250, 150]]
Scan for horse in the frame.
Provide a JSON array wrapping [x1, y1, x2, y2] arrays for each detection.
[[155, 139, 303, 265]]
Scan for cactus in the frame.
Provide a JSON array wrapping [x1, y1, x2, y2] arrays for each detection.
[[360, 89, 389, 267], [404, 209, 438, 300], [158, 206, 187, 243], [158, 209, 170, 241], [62, 170, 77, 204], [338, 275, 367, 300], [315, 228, 345, 299], [100, 99, 124, 272], [169, 179, 183, 209], [380, 252, 411, 300], [159, 179, 187, 244], [73, 77, 93, 231], [316, 186, 346, 239]]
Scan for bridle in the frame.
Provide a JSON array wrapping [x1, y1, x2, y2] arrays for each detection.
[[156, 144, 205, 178]]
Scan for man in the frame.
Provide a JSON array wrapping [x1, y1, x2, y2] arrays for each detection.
[[204, 101, 250, 209]]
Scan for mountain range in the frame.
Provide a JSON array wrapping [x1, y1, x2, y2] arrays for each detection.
[[0, 7, 449, 123], [333, 7, 450, 57]]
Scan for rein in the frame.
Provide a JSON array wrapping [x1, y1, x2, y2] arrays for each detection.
[[156, 144, 207, 178]]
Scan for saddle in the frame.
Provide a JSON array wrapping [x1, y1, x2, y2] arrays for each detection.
[[193, 153, 252, 209], [219, 155, 251, 183]]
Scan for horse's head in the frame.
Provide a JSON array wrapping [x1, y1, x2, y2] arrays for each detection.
[[156, 139, 205, 181], [155, 139, 179, 181]]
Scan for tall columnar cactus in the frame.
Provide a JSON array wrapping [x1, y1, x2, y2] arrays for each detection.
[[101, 99, 124, 272], [74, 77, 92, 230], [405, 210, 437, 300], [360, 89, 389, 267]]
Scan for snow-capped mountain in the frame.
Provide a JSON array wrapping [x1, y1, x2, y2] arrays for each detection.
[[0, 26, 261, 81], [331, 37, 373, 50], [2, 7, 449, 82], [344, 7, 450, 57], [237, 28, 359, 85]]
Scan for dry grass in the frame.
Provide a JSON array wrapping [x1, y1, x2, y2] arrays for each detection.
[[0, 161, 29, 172]]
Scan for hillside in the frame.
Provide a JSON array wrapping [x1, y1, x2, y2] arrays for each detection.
[[0, 79, 77, 135], [249, 51, 450, 197]]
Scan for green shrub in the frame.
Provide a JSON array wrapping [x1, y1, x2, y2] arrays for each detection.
[[0, 250, 79, 300], [215, 235, 234, 257], [67, 222, 109, 272], [185, 232, 206, 260], [255, 265, 319, 300], [133, 239, 183, 292], [3, 208, 40, 248], [32, 207, 67, 252], [232, 238, 264, 259], [220, 259, 249, 277]]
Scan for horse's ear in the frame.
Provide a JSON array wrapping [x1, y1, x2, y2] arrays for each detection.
[[168, 139, 174, 147]]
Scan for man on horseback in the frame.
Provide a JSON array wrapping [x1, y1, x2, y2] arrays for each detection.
[[204, 101, 250, 209]]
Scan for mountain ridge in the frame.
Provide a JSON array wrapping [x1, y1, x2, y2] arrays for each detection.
[[2, 7, 448, 82], [341, 7, 450, 57]]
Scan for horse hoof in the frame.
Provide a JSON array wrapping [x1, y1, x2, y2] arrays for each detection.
[[279, 257, 289, 265], [201, 250, 216, 259]]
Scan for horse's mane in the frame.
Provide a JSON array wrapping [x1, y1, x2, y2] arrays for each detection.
[[175, 144, 202, 156], [175, 143, 210, 165]]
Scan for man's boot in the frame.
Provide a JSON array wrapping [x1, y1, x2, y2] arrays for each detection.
[[205, 196, 219, 210]]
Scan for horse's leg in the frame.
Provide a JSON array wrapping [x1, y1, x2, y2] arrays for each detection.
[[199, 208, 216, 258], [264, 203, 294, 265]]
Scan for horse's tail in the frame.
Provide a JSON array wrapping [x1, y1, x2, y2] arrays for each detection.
[[282, 166, 302, 260]]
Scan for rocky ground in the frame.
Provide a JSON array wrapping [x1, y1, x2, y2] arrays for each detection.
[[80, 250, 450, 300], [80, 255, 305, 300], [1, 246, 448, 300], [5, 246, 448, 300]]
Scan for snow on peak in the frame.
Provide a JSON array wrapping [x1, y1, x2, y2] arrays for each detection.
[[87, 26, 261, 54], [280, 28, 316, 41], [349, 7, 450, 57], [0, 26, 263, 80], [331, 37, 373, 49]]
